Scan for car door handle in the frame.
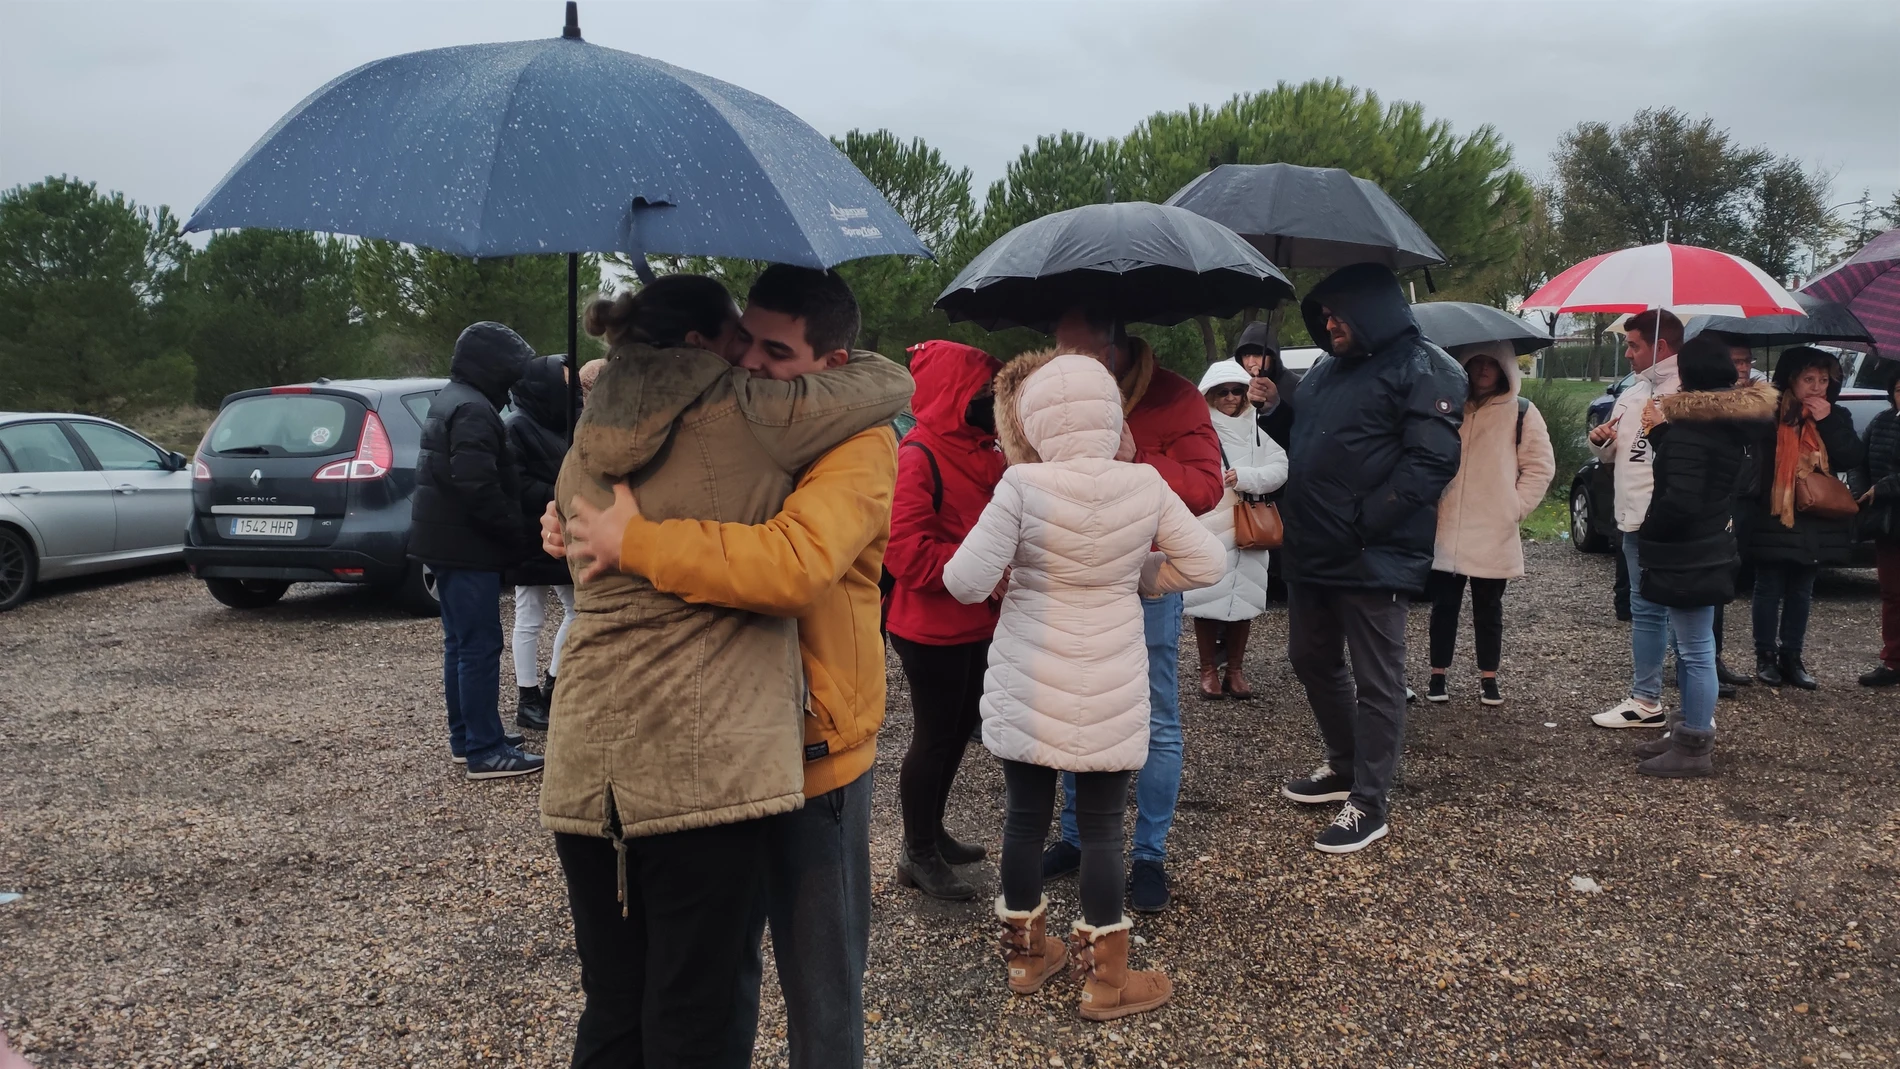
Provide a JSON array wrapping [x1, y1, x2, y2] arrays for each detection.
[[114, 484, 140, 494], [5, 486, 40, 496]]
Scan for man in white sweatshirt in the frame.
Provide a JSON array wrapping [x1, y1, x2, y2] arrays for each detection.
[[1588, 309, 1685, 729]]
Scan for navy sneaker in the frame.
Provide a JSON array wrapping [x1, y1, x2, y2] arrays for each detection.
[[1041, 840, 1081, 880], [1129, 860, 1170, 913], [1281, 764, 1353, 805], [466, 746, 545, 781], [1314, 801, 1388, 854], [1426, 675, 1449, 703]]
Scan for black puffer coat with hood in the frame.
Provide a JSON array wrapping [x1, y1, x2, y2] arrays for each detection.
[[1281, 263, 1467, 592], [409, 322, 535, 571], [504, 354, 572, 585]]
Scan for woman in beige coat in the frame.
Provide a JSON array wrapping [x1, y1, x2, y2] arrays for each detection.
[[1426, 341, 1556, 707]]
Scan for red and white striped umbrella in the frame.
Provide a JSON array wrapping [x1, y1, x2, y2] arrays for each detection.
[[1523, 242, 1802, 317]]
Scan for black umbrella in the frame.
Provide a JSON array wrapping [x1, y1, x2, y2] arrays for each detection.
[[1684, 292, 1875, 351], [1164, 163, 1447, 271], [935, 202, 1293, 332], [1412, 301, 1552, 356]]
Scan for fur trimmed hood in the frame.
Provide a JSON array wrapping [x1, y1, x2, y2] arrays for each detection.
[[1659, 380, 1777, 424], [993, 348, 1063, 465]]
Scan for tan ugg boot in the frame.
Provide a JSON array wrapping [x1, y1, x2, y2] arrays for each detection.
[[1069, 917, 1171, 1020], [996, 895, 1067, 994]]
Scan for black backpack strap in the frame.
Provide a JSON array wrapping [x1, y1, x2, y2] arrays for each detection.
[[902, 439, 943, 513], [1516, 396, 1530, 447]]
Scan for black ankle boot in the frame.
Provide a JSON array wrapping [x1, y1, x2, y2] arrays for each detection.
[[1755, 651, 1783, 687], [937, 828, 987, 865], [1716, 658, 1753, 688], [894, 845, 976, 900], [1780, 651, 1817, 690], [515, 685, 550, 731]]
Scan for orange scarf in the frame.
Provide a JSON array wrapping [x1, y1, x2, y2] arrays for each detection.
[[1771, 393, 1830, 528]]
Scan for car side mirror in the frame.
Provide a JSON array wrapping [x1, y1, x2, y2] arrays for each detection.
[[167, 451, 188, 471]]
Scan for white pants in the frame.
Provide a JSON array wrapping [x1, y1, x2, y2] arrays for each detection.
[[512, 585, 575, 687]]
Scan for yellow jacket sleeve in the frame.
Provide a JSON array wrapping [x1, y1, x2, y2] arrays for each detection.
[[619, 427, 898, 617]]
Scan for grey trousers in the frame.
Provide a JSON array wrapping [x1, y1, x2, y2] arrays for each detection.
[[1286, 582, 1409, 822], [738, 770, 873, 1069]]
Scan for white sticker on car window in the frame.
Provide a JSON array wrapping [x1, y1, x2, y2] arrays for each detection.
[[310, 426, 332, 446]]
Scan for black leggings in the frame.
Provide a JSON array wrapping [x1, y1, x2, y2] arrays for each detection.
[[1001, 760, 1130, 927], [891, 635, 989, 854], [1428, 570, 1507, 673]]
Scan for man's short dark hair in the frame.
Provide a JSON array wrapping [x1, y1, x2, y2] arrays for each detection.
[[747, 265, 860, 356], [1624, 309, 1684, 351], [1676, 335, 1739, 392]]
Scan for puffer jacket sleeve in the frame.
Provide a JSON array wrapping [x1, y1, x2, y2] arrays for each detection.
[[1141, 479, 1227, 595], [1360, 354, 1465, 539], [1135, 412, 1224, 515], [1514, 403, 1558, 521], [447, 405, 528, 553], [1818, 405, 1863, 473], [1232, 432, 1288, 497], [734, 351, 915, 473], [614, 428, 896, 616], [943, 474, 1022, 606]]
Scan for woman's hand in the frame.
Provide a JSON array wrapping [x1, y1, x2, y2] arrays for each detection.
[[991, 567, 1011, 602], [1247, 375, 1277, 407], [1223, 468, 1239, 489], [1802, 395, 1832, 423], [540, 501, 567, 559], [566, 482, 644, 583], [1860, 486, 1877, 505]]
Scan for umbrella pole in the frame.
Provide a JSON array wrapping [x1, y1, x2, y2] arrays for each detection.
[[566, 252, 581, 433]]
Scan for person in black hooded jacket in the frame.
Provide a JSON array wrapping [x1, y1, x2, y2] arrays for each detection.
[[504, 354, 574, 731], [410, 321, 543, 781], [1276, 263, 1466, 855], [1232, 319, 1299, 451]]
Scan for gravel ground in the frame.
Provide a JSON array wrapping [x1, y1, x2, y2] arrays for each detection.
[[3, 542, 1895, 1068]]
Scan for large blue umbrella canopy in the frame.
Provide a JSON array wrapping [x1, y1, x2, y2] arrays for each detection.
[[936, 202, 1293, 332], [183, 16, 927, 267]]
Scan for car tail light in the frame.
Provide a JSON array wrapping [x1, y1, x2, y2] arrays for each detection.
[[271, 385, 313, 394], [192, 455, 211, 480], [332, 568, 365, 580], [314, 411, 393, 481]]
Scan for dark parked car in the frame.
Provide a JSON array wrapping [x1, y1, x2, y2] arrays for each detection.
[[1569, 360, 1895, 564], [184, 378, 447, 614]]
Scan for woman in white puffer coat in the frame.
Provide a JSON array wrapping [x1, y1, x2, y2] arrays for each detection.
[[1183, 361, 1289, 700], [944, 350, 1222, 1021]]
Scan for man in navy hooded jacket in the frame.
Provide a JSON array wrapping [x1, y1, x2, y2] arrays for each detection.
[[1276, 264, 1466, 854]]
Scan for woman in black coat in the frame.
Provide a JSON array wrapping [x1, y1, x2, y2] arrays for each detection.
[[1857, 376, 1900, 687], [1737, 346, 1865, 689], [504, 354, 573, 729], [1632, 335, 1776, 777]]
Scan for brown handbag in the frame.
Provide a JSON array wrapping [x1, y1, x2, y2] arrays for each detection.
[[1794, 469, 1859, 520], [1220, 439, 1284, 550]]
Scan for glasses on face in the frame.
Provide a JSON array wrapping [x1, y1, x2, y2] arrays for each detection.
[[1210, 386, 1248, 399]]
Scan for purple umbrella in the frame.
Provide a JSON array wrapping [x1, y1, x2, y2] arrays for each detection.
[[1802, 227, 1900, 358]]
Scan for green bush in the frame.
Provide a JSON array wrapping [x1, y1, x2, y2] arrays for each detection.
[[1521, 377, 1594, 501]]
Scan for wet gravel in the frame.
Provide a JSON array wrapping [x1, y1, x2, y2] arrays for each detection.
[[2, 542, 1895, 1068]]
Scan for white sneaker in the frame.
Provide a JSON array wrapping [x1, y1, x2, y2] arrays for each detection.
[[1591, 696, 1666, 729]]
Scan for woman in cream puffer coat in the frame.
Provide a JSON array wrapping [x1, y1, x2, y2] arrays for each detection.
[[1426, 340, 1555, 707], [1183, 360, 1289, 700], [944, 350, 1222, 1019]]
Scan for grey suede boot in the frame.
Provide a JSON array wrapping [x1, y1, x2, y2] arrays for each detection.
[[1632, 710, 1681, 759], [1636, 725, 1714, 778]]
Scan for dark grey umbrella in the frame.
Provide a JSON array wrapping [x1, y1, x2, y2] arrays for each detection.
[[1412, 301, 1552, 355], [935, 202, 1293, 332], [1164, 163, 1446, 271], [1685, 292, 1875, 351]]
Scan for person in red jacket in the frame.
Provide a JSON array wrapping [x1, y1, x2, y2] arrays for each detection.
[[1040, 305, 1223, 914], [887, 340, 1007, 901]]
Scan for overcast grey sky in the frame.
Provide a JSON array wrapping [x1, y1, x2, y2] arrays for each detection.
[[3, 0, 1896, 237]]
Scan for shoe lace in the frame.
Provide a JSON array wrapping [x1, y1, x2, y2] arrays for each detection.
[[1306, 763, 1337, 782], [1331, 802, 1365, 833]]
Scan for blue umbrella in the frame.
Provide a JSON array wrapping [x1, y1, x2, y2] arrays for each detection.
[[184, 4, 926, 414]]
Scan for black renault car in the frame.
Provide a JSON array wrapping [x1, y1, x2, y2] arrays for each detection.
[[1568, 354, 1897, 563], [185, 378, 448, 614]]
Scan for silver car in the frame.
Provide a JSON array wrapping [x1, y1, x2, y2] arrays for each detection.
[[0, 413, 194, 611]]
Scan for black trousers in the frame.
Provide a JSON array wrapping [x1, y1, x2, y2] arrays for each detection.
[[554, 821, 770, 1069], [891, 635, 989, 855], [1001, 760, 1131, 927], [1286, 582, 1409, 822], [1427, 570, 1507, 672]]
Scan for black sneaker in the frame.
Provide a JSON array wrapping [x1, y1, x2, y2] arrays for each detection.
[[1480, 677, 1502, 706], [1041, 840, 1081, 880], [1281, 763, 1353, 805], [1129, 859, 1170, 913], [466, 746, 545, 781], [1860, 664, 1900, 687], [1314, 801, 1388, 854], [1426, 675, 1449, 703]]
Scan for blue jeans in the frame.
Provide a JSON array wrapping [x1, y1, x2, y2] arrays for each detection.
[[1669, 605, 1719, 732], [1623, 537, 1673, 705], [436, 567, 507, 762], [1062, 593, 1182, 864]]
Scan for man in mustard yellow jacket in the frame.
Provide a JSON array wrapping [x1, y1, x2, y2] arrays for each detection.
[[556, 272, 896, 1069]]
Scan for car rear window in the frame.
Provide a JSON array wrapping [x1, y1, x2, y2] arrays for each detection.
[[209, 395, 357, 457]]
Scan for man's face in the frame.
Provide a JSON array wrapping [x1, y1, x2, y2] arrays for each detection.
[[734, 306, 846, 381], [1235, 348, 1267, 376], [1053, 308, 1119, 372], [1321, 307, 1354, 354], [1626, 330, 1656, 372], [1730, 346, 1754, 382]]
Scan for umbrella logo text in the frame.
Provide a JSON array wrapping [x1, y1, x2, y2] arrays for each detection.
[[828, 203, 869, 222]]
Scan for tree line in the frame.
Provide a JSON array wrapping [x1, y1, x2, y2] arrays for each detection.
[[3, 78, 1891, 420]]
